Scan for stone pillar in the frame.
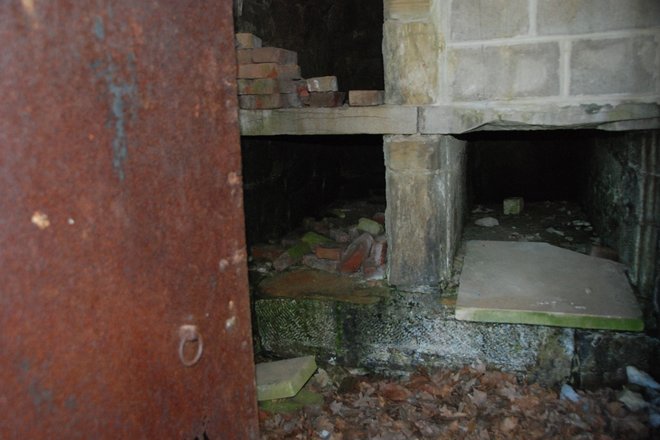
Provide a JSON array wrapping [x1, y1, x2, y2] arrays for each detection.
[[382, 0, 442, 105], [384, 134, 466, 289]]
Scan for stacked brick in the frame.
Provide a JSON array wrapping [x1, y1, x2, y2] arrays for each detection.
[[236, 33, 384, 110]]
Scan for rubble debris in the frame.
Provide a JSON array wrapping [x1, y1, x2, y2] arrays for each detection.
[[475, 217, 499, 227], [306, 76, 338, 92], [256, 355, 317, 401], [357, 217, 383, 236], [503, 197, 524, 215], [339, 233, 374, 274], [627, 365, 660, 390]]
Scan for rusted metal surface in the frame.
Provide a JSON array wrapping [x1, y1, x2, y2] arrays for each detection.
[[0, 1, 258, 438]]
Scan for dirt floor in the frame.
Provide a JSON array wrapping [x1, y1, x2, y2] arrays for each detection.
[[258, 363, 657, 439]]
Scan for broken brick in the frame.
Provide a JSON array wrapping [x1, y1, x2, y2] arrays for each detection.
[[302, 254, 339, 273], [368, 235, 388, 266], [306, 76, 338, 92], [237, 63, 301, 80], [279, 79, 307, 95], [307, 91, 346, 108], [315, 244, 344, 261], [235, 32, 262, 49], [273, 241, 311, 271], [329, 228, 351, 243], [339, 233, 374, 273], [348, 90, 384, 106], [250, 47, 298, 65], [239, 94, 283, 109]]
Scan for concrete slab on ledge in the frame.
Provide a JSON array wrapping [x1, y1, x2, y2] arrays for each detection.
[[420, 102, 660, 134], [455, 240, 644, 332], [239, 105, 418, 136]]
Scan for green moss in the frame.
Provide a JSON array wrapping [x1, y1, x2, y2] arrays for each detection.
[[259, 389, 324, 413]]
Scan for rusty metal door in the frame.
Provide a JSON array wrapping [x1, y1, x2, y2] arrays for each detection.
[[0, 1, 258, 438]]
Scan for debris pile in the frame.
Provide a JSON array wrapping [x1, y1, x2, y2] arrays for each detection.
[[250, 203, 387, 281]]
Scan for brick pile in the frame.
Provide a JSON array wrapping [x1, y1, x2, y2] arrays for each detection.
[[250, 207, 388, 281], [235, 33, 384, 110]]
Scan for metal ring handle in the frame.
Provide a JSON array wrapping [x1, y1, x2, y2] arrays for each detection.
[[178, 325, 203, 367]]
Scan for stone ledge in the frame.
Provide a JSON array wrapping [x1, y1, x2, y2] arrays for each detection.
[[239, 102, 660, 136], [419, 102, 660, 134], [239, 105, 418, 136]]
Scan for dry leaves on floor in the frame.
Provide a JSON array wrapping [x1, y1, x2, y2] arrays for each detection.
[[259, 364, 655, 440]]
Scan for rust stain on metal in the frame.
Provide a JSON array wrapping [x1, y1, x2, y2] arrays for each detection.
[[1, 1, 258, 438]]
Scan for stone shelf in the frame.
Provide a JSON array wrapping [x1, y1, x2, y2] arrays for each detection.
[[239, 105, 418, 136], [239, 101, 660, 136]]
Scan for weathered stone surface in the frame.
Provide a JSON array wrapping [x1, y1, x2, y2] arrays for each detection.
[[448, 43, 560, 101], [570, 36, 658, 96], [384, 0, 431, 20], [385, 135, 466, 286], [302, 254, 339, 272], [256, 355, 317, 401], [503, 197, 524, 215], [450, 0, 529, 42], [239, 106, 418, 135], [255, 290, 574, 384], [357, 217, 384, 236], [383, 20, 440, 105], [315, 244, 344, 261], [574, 330, 660, 389], [538, 0, 660, 35]]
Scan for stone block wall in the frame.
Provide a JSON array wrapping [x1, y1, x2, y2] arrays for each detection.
[[384, 0, 660, 105]]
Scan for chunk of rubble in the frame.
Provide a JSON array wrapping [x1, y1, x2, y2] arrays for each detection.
[[339, 233, 374, 273], [475, 217, 499, 227]]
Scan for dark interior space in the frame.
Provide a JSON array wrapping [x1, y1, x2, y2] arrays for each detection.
[[464, 130, 593, 205], [241, 135, 385, 247], [234, 0, 384, 91]]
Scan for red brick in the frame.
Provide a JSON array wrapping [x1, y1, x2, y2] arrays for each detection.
[[236, 49, 253, 64], [251, 244, 284, 262], [279, 79, 307, 95], [237, 78, 279, 95], [250, 47, 298, 64], [235, 32, 262, 49], [348, 90, 384, 106], [239, 94, 283, 109], [368, 235, 388, 266], [237, 63, 301, 79], [339, 233, 373, 273], [307, 91, 345, 108], [306, 76, 338, 92], [315, 244, 344, 261], [282, 93, 302, 108]]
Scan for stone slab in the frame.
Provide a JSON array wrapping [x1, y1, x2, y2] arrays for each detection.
[[384, 0, 431, 20], [239, 106, 418, 135], [419, 102, 660, 134], [255, 355, 317, 401], [456, 241, 644, 331]]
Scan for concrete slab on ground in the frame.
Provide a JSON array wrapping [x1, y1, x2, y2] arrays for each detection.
[[455, 240, 643, 331], [256, 355, 317, 401]]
